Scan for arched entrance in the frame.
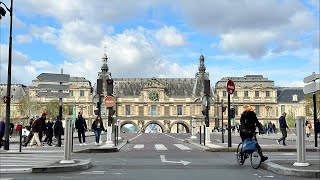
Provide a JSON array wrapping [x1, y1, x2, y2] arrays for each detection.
[[120, 121, 139, 133], [169, 121, 190, 133], [143, 121, 165, 133]]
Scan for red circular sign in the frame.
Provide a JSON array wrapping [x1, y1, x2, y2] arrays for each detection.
[[226, 80, 235, 94], [104, 96, 116, 107]]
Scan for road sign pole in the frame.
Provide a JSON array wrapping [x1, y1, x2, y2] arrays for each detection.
[[227, 93, 231, 147], [221, 99, 224, 143], [313, 92, 318, 147]]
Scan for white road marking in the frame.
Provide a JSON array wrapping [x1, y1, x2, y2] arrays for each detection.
[[165, 134, 184, 141], [160, 155, 190, 165], [81, 171, 105, 175], [173, 144, 191, 150], [155, 144, 168, 150], [129, 133, 142, 141], [133, 144, 144, 149], [206, 144, 223, 148]]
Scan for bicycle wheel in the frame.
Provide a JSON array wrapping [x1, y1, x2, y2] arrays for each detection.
[[236, 143, 244, 165], [250, 145, 262, 169]]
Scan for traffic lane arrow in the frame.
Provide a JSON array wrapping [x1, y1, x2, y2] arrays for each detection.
[[38, 84, 69, 90], [160, 155, 190, 166], [37, 73, 70, 82]]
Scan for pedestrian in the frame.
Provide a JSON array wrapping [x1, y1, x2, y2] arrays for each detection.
[[92, 116, 105, 145], [29, 117, 42, 147], [272, 123, 276, 134], [23, 118, 34, 147], [75, 112, 87, 146], [46, 120, 54, 146], [277, 112, 290, 146], [53, 116, 63, 147], [0, 120, 5, 148], [316, 118, 320, 138], [305, 120, 311, 137], [38, 112, 47, 142], [9, 123, 14, 138], [268, 122, 273, 134]]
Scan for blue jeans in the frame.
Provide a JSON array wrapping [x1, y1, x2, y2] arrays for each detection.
[[94, 128, 101, 143]]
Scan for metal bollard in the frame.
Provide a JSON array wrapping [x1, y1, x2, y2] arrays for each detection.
[[203, 125, 206, 146], [19, 126, 22, 152], [200, 126, 202, 144], [60, 117, 75, 164], [293, 116, 309, 166]]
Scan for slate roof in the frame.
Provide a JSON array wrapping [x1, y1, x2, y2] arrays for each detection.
[[277, 87, 304, 103], [113, 78, 196, 97], [0, 84, 28, 101]]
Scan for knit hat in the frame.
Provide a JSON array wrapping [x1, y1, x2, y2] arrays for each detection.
[[246, 106, 254, 112], [41, 112, 47, 116]]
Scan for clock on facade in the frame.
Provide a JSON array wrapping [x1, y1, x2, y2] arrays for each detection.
[[148, 91, 159, 101]]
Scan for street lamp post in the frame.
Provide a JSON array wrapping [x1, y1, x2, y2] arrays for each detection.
[[0, 0, 13, 150]]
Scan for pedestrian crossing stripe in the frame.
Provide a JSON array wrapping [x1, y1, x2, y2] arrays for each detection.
[[173, 144, 191, 150], [133, 144, 144, 149], [155, 144, 168, 150]]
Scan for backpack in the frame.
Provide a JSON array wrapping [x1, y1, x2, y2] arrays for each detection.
[[309, 122, 312, 129]]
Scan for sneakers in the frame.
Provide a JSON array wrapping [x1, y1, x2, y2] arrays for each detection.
[[83, 143, 87, 145], [283, 144, 287, 146], [261, 156, 268, 162], [79, 143, 83, 146], [276, 140, 280, 145], [95, 142, 98, 146]]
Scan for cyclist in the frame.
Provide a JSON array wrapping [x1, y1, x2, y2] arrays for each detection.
[[239, 106, 268, 162]]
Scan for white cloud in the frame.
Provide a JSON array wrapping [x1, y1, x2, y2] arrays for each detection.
[[30, 25, 59, 44], [219, 31, 277, 58], [15, 34, 32, 44], [176, 0, 317, 58], [154, 26, 186, 47]]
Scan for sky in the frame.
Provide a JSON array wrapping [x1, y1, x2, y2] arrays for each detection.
[[0, 0, 319, 87]]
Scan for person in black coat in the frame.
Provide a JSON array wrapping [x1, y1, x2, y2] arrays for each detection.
[[46, 120, 54, 146], [277, 112, 290, 146], [53, 116, 64, 147], [75, 112, 87, 145]]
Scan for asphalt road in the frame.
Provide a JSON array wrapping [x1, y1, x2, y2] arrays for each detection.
[[0, 133, 316, 180]]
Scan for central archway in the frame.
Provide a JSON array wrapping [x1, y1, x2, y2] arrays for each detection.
[[142, 121, 165, 133]]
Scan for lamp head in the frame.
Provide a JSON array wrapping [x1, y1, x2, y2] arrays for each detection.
[[0, 6, 6, 17]]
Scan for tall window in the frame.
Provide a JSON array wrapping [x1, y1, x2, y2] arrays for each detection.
[[255, 91, 259, 97], [151, 105, 157, 117], [223, 91, 227, 97], [69, 90, 74, 97], [233, 91, 238, 97], [266, 91, 270, 97], [281, 105, 285, 114], [68, 105, 73, 115], [80, 90, 84, 97], [244, 91, 248, 97], [255, 106, 260, 116], [125, 105, 131, 116], [177, 105, 182, 116]]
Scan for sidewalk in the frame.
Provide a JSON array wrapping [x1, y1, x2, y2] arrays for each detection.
[[187, 139, 320, 178]]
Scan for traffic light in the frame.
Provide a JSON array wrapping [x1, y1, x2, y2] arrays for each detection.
[[106, 79, 113, 95], [203, 80, 210, 95], [96, 102, 100, 108], [96, 79, 103, 94], [3, 96, 9, 103], [230, 108, 235, 118], [202, 109, 208, 116]]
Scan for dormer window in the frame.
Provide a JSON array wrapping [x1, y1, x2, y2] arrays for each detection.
[[292, 94, 298, 102]]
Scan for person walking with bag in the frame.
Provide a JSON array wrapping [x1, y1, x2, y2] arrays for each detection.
[[92, 116, 105, 145], [277, 112, 290, 146], [29, 118, 42, 147], [75, 112, 87, 145], [46, 120, 54, 146]]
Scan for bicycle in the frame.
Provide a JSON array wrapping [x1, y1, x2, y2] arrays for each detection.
[[236, 131, 263, 169]]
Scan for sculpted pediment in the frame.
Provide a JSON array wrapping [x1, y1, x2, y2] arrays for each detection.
[[144, 78, 166, 89]]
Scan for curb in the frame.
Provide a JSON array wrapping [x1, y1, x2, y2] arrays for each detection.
[[73, 140, 128, 153], [31, 159, 91, 173], [261, 161, 320, 178]]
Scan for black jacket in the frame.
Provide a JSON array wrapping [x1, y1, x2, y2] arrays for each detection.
[[46, 122, 54, 137], [279, 116, 288, 129], [240, 111, 263, 133], [54, 120, 64, 136], [91, 121, 105, 131], [75, 116, 87, 130]]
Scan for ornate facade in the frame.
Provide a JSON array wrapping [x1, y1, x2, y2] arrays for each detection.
[[94, 54, 214, 133]]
